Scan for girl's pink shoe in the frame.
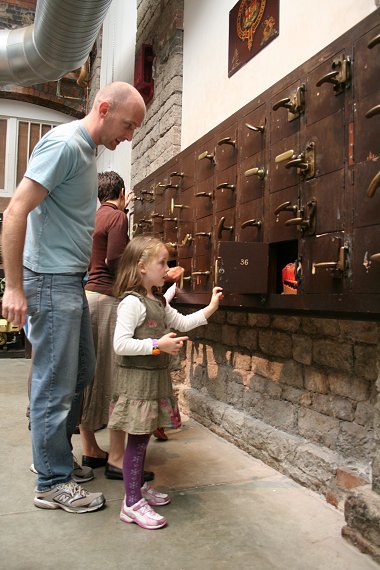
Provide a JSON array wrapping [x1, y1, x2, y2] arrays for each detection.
[[120, 497, 167, 530], [141, 482, 171, 506]]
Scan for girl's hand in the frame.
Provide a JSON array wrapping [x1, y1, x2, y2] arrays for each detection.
[[210, 286, 224, 309], [158, 332, 189, 355], [202, 287, 224, 319]]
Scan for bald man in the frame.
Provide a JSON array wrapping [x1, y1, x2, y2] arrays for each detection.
[[1, 82, 145, 513]]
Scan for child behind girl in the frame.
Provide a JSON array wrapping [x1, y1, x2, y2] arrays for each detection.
[[108, 236, 223, 530]]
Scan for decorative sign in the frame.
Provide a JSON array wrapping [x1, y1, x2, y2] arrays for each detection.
[[228, 0, 279, 77]]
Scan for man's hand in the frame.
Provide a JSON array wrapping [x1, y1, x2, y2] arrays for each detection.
[[165, 266, 185, 283], [1, 286, 27, 327]]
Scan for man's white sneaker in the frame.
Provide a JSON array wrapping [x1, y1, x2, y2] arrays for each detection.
[[141, 482, 171, 506], [34, 480, 105, 513], [120, 497, 167, 529]]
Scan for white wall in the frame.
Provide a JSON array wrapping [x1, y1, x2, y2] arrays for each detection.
[[96, 0, 137, 187], [181, 0, 378, 149]]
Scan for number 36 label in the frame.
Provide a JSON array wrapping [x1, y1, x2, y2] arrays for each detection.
[[240, 258, 249, 266]]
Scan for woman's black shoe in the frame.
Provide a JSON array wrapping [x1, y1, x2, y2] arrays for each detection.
[[105, 463, 154, 482], [82, 453, 109, 469]]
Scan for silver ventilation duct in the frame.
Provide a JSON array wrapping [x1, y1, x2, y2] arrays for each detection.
[[0, 0, 113, 87]]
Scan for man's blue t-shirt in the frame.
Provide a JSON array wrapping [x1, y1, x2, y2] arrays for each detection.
[[23, 120, 97, 273]]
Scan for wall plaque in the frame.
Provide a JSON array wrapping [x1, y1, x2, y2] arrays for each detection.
[[228, 0, 279, 77]]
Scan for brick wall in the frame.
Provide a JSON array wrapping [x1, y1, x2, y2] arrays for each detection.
[[171, 309, 379, 508], [131, 0, 183, 186]]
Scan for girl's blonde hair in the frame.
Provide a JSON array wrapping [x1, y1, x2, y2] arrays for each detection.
[[114, 236, 168, 298]]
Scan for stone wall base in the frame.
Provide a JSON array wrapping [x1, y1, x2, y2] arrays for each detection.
[[342, 487, 380, 564], [178, 386, 369, 510]]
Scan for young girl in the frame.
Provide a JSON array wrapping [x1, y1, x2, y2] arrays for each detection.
[[109, 236, 223, 530]]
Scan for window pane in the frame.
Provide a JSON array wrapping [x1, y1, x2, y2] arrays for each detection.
[[17, 122, 29, 186], [0, 119, 6, 188], [29, 123, 40, 157]]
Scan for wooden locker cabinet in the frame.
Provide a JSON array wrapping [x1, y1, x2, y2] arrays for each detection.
[[132, 11, 380, 317]]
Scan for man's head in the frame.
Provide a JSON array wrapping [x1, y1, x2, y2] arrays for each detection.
[[84, 82, 146, 149], [98, 171, 125, 203]]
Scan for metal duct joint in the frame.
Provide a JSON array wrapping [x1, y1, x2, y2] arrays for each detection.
[[0, 0, 113, 87]]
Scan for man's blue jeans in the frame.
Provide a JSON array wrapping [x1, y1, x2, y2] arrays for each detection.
[[24, 268, 95, 491]]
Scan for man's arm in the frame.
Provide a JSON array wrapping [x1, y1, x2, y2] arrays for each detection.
[[1, 177, 48, 326]]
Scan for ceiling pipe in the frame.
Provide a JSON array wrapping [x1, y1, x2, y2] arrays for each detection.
[[0, 0, 113, 87]]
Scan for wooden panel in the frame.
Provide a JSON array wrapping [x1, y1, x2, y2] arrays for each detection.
[[307, 52, 348, 125], [268, 186, 299, 243], [194, 179, 213, 219], [353, 161, 380, 228], [239, 153, 266, 204], [353, 22, 380, 101], [215, 123, 238, 171], [304, 110, 345, 177], [270, 133, 300, 192], [239, 103, 266, 159], [236, 198, 264, 243], [301, 232, 346, 294], [270, 79, 305, 144], [216, 241, 269, 294], [192, 255, 212, 292], [214, 165, 237, 212], [196, 135, 216, 182], [213, 207, 235, 243], [194, 215, 213, 257], [352, 225, 380, 293], [302, 170, 345, 234], [354, 90, 380, 164], [177, 149, 195, 190]]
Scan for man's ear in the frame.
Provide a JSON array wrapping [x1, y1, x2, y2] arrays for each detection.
[[99, 101, 110, 118]]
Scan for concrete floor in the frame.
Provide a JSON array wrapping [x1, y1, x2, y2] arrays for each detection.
[[0, 359, 379, 570]]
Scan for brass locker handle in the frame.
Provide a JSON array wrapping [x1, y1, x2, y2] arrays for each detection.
[[370, 253, 380, 263], [138, 219, 152, 225], [275, 150, 295, 163], [141, 190, 154, 195], [216, 182, 236, 190], [195, 191, 212, 198], [272, 97, 292, 111], [170, 171, 184, 178], [180, 234, 193, 246], [191, 271, 211, 276], [165, 242, 178, 249], [316, 70, 340, 87], [182, 275, 192, 281], [284, 217, 303, 226], [164, 183, 179, 190], [312, 245, 348, 274], [285, 158, 309, 171], [217, 137, 236, 147], [365, 104, 380, 118], [163, 217, 178, 222], [368, 171, 380, 198], [151, 213, 164, 218], [245, 122, 265, 133], [170, 198, 190, 214], [156, 183, 167, 189], [368, 34, 380, 49], [241, 219, 262, 229], [132, 196, 144, 202], [244, 167, 266, 179], [194, 232, 212, 238], [217, 216, 234, 239], [198, 151, 214, 161], [273, 201, 298, 216], [312, 261, 337, 274]]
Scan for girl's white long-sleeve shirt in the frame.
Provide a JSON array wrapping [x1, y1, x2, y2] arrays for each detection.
[[113, 291, 208, 356]]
